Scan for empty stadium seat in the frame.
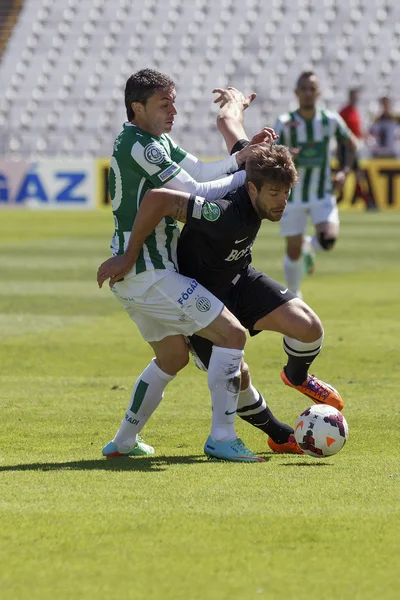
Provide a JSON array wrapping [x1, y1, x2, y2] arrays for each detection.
[[0, 0, 399, 158]]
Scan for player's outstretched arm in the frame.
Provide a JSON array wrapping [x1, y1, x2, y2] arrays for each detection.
[[214, 87, 278, 156], [335, 133, 359, 190], [97, 189, 191, 288], [214, 87, 255, 153]]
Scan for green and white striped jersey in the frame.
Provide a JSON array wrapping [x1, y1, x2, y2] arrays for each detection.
[[274, 109, 351, 203], [109, 122, 187, 275]]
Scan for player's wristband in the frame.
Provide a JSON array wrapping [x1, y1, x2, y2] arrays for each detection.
[[231, 139, 250, 155], [231, 139, 249, 171]]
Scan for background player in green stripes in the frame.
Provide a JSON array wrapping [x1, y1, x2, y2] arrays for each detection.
[[273, 71, 358, 298]]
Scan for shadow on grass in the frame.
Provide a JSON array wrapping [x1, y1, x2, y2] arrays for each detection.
[[0, 453, 273, 473], [281, 461, 334, 467], [0, 454, 208, 473]]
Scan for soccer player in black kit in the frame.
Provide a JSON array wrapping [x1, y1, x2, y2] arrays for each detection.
[[98, 89, 344, 454]]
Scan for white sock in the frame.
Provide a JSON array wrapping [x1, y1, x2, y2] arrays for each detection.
[[238, 383, 267, 414], [283, 333, 324, 358], [113, 359, 175, 452], [208, 345, 244, 442], [284, 254, 303, 298]]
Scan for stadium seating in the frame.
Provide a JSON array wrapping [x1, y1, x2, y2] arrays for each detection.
[[0, 0, 399, 157]]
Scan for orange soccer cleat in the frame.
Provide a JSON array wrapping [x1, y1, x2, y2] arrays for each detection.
[[268, 434, 303, 454], [281, 370, 344, 412]]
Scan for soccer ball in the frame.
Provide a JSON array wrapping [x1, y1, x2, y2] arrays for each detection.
[[294, 405, 348, 457]]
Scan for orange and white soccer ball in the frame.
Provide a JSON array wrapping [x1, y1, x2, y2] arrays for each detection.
[[294, 405, 348, 457]]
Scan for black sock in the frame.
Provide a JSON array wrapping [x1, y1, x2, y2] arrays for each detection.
[[284, 356, 311, 386], [237, 393, 293, 443], [283, 337, 321, 385]]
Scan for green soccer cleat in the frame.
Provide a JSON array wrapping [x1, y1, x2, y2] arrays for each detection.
[[302, 249, 316, 275], [102, 436, 154, 457], [204, 435, 265, 462]]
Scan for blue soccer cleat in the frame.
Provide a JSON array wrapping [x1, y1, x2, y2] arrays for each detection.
[[102, 436, 154, 457], [204, 435, 265, 462]]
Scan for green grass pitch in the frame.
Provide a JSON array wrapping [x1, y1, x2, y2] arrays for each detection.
[[0, 209, 399, 600]]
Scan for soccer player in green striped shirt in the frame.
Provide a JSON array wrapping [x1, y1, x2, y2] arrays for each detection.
[[99, 69, 270, 462], [274, 71, 358, 298]]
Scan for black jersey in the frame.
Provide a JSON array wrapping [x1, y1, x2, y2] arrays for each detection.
[[177, 185, 261, 293]]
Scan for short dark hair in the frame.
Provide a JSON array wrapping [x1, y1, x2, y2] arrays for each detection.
[[296, 71, 317, 87], [245, 145, 298, 191], [125, 69, 175, 121]]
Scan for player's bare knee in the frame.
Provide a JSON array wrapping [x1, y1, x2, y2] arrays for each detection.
[[295, 301, 323, 342], [287, 246, 302, 260], [286, 236, 303, 260], [225, 323, 247, 350], [156, 348, 189, 375], [308, 312, 323, 341], [174, 349, 190, 371], [240, 361, 251, 390]]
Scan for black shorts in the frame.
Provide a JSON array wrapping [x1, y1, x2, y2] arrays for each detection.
[[188, 266, 296, 369]]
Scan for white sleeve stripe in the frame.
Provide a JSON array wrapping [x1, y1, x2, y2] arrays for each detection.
[[131, 142, 159, 175], [179, 152, 238, 182], [163, 168, 246, 201]]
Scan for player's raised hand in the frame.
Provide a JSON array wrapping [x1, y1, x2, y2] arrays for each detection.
[[236, 129, 279, 166], [97, 255, 134, 288], [249, 127, 279, 145], [212, 87, 257, 110], [236, 141, 269, 165]]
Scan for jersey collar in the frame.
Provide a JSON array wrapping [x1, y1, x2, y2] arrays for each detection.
[[295, 108, 320, 122], [123, 121, 162, 139]]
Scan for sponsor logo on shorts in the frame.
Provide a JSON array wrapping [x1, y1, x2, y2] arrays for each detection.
[[202, 202, 221, 221], [144, 142, 166, 164], [196, 297, 211, 312], [158, 163, 179, 182], [192, 197, 204, 219], [177, 279, 198, 305], [225, 242, 253, 262]]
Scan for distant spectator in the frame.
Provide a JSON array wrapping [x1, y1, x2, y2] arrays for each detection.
[[338, 88, 376, 209], [369, 96, 400, 158], [340, 88, 363, 140]]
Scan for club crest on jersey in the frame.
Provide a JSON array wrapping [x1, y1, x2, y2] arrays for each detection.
[[196, 297, 211, 312], [144, 142, 166, 165], [202, 202, 221, 222]]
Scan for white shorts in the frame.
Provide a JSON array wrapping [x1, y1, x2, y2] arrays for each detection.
[[111, 270, 223, 342], [280, 196, 339, 237]]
